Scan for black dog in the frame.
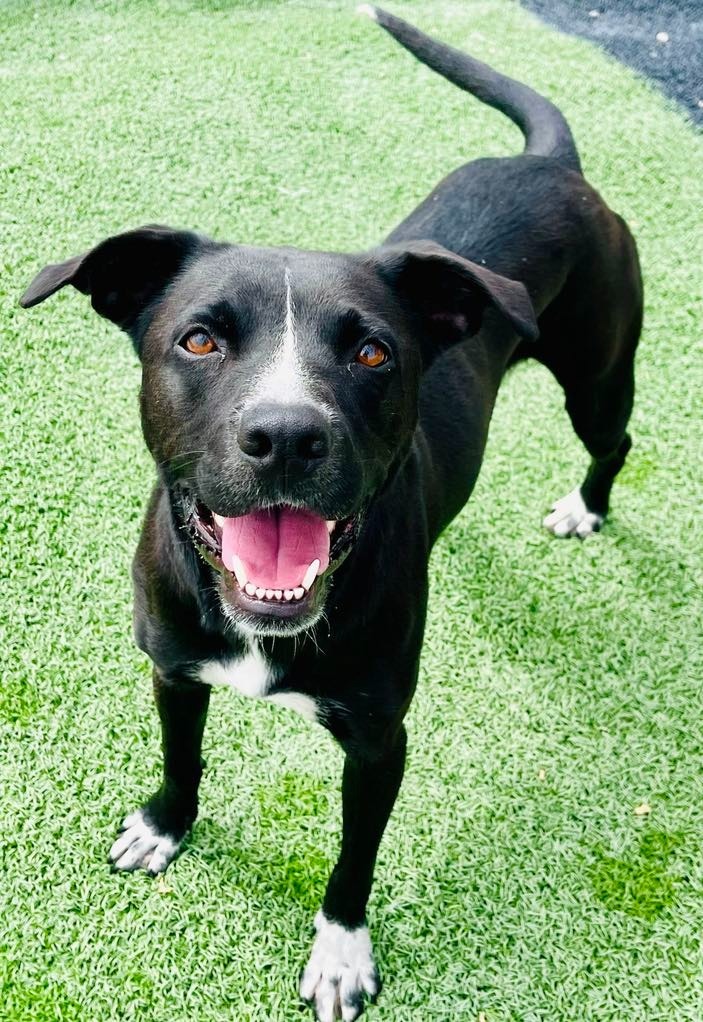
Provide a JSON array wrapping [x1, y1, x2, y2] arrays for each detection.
[[21, 7, 642, 1020]]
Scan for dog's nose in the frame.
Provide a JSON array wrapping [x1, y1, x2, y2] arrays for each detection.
[[237, 402, 330, 472]]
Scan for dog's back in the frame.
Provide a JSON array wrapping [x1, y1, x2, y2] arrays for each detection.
[[362, 4, 642, 538]]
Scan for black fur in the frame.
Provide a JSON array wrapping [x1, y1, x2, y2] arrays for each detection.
[[21, 8, 641, 1018]]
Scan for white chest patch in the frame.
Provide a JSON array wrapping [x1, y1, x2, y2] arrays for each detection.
[[199, 641, 273, 698], [267, 690, 320, 722], [197, 642, 319, 722]]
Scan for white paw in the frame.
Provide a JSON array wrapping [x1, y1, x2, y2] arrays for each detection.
[[300, 911, 380, 1022], [108, 809, 181, 874], [543, 487, 603, 538]]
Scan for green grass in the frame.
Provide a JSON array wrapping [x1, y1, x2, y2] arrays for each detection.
[[1, 1, 702, 1019]]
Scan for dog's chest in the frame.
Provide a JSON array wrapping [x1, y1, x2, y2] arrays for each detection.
[[197, 643, 319, 722]]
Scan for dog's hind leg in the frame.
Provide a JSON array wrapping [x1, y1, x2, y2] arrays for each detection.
[[543, 359, 635, 537], [535, 298, 640, 539], [535, 214, 643, 538]]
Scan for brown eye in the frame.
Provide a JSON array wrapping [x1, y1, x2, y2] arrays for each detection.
[[183, 331, 217, 356], [355, 340, 388, 368]]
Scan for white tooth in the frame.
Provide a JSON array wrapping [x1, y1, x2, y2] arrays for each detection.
[[231, 555, 248, 589], [245, 583, 256, 596], [265, 589, 274, 600], [326, 520, 336, 533], [284, 589, 294, 601], [213, 513, 226, 528], [274, 590, 283, 600], [255, 587, 265, 599], [301, 559, 320, 591], [293, 587, 305, 600]]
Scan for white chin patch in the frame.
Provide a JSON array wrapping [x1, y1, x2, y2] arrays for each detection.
[[300, 911, 380, 1022], [543, 487, 604, 538], [108, 810, 181, 875]]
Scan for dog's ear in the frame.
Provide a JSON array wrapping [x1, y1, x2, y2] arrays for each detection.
[[370, 240, 539, 351], [20, 224, 205, 347]]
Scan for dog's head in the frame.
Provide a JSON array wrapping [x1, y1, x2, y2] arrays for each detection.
[[22, 225, 537, 636]]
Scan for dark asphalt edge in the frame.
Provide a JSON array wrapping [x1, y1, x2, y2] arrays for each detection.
[[520, 0, 703, 128]]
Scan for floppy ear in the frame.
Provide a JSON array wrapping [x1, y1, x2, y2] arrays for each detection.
[[20, 224, 205, 345], [370, 240, 539, 350]]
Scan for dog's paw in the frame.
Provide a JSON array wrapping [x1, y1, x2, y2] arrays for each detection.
[[108, 808, 183, 875], [300, 911, 380, 1022], [543, 487, 603, 538]]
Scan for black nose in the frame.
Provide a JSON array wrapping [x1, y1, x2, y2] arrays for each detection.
[[237, 402, 330, 471]]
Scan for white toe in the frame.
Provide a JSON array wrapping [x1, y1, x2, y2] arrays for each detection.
[[109, 810, 180, 874], [553, 516, 573, 538], [301, 910, 379, 1021], [543, 487, 603, 538]]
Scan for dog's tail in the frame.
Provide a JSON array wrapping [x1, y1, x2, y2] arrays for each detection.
[[357, 5, 582, 175]]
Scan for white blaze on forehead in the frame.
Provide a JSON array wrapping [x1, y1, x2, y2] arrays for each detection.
[[249, 266, 314, 405]]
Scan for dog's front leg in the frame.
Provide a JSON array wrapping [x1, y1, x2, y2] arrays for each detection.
[[109, 669, 210, 874], [301, 725, 407, 1022]]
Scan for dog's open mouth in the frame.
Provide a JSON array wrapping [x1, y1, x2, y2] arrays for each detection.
[[182, 494, 359, 618]]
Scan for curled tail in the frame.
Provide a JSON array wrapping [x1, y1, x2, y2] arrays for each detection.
[[358, 5, 582, 174]]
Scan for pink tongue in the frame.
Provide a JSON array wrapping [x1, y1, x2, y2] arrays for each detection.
[[221, 507, 330, 590]]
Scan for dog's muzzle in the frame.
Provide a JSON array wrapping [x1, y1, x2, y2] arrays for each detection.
[[180, 490, 362, 627]]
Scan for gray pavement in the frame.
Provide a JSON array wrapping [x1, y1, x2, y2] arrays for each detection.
[[521, 0, 703, 126]]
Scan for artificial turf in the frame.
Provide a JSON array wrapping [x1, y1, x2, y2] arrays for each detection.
[[1, 2, 702, 1020]]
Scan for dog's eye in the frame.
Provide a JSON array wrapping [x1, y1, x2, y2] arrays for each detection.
[[182, 331, 217, 356], [355, 340, 389, 368]]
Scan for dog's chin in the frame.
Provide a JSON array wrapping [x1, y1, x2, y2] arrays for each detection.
[[177, 490, 362, 638], [215, 570, 331, 638]]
